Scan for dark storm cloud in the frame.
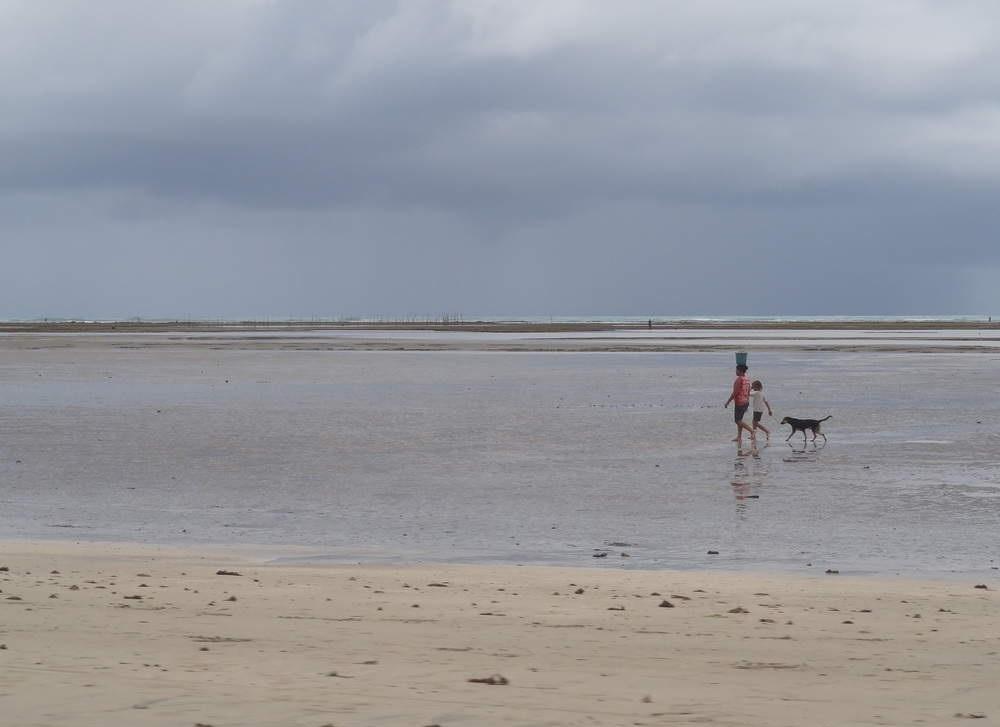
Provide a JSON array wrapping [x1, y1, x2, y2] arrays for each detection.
[[2, 1, 1000, 317]]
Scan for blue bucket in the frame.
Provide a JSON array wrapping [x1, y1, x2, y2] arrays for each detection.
[[735, 351, 748, 367]]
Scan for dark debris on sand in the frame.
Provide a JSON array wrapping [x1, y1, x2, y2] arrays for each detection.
[[468, 674, 509, 685]]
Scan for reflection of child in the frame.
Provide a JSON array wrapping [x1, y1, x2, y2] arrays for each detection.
[[750, 380, 772, 441]]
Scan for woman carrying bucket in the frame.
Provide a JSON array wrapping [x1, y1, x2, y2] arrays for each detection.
[[724, 352, 755, 446]]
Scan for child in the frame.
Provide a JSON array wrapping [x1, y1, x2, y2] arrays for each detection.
[[724, 365, 755, 446], [750, 380, 773, 441]]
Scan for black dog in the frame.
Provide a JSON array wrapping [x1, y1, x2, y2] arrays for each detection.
[[780, 415, 831, 442]]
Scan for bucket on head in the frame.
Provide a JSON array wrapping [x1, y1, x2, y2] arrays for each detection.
[[735, 351, 748, 367]]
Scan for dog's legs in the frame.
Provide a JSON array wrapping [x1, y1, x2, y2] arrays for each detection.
[[785, 430, 794, 442]]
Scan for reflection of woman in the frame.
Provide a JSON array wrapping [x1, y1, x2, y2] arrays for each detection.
[[731, 455, 752, 512], [732, 449, 765, 515]]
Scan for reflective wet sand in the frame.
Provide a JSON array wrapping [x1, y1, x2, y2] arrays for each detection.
[[1, 333, 998, 576]]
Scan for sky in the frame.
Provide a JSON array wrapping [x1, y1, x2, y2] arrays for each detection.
[[3, 0, 1000, 319]]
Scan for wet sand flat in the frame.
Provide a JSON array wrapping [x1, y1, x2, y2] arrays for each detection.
[[1, 334, 998, 574], [3, 326, 1000, 353], [1, 540, 998, 727]]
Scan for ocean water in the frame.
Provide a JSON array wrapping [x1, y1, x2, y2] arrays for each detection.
[[3, 314, 992, 325], [1, 339, 998, 577]]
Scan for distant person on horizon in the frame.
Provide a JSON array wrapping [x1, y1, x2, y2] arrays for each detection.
[[750, 380, 773, 442], [724, 364, 755, 446]]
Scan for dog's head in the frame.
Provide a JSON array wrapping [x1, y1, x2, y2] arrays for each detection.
[[779, 416, 789, 425]]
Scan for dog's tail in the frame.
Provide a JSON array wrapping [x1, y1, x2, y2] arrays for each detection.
[[819, 415, 832, 422]]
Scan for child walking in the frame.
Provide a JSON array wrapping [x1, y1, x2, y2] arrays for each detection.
[[750, 380, 773, 441]]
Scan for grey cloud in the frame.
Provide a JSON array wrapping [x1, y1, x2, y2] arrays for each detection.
[[2, 1, 1000, 318]]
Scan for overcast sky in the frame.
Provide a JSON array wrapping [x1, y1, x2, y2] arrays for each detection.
[[3, 1, 1000, 319]]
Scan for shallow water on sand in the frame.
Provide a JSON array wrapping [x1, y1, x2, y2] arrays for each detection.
[[1, 345, 998, 576]]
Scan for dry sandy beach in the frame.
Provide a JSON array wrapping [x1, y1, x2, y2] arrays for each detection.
[[2, 540, 998, 727]]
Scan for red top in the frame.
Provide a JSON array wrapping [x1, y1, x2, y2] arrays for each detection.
[[732, 374, 750, 406]]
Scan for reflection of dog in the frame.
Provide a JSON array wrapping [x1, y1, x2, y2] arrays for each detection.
[[780, 415, 831, 442]]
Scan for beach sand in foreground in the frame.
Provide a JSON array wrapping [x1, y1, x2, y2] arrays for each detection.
[[1, 541, 997, 727]]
